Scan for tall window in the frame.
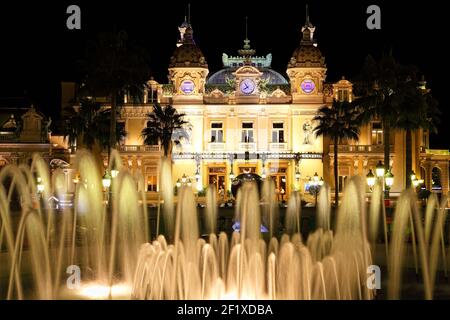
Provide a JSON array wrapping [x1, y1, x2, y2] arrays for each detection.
[[272, 122, 285, 143], [338, 89, 349, 102], [241, 122, 254, 143], [147, 175, 158, 192], [338, 175, 348, 192], [371, 122, 383, 145], [210, 122, 223, 143]]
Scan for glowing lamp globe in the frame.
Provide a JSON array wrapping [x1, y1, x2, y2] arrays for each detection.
[[366, 169, 376, 187], [375, 161, 385, 178]]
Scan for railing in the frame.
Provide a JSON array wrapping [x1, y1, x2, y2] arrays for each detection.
[[207, 142, 226, 151], [425, 149, 450, 156], [269, 142, 288, 151], [329, 144, 394, 153], [238, 142, 257, 152], [118, 145, 160, 152], [0, 132, 17, 141]]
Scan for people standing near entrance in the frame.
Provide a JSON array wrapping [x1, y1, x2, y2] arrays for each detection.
[[280, 187, 285, 203], [218, 185, 225, 203], [275, 187, 280, 202]]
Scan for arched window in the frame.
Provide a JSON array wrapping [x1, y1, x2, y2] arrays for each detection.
[[431, 167, 442, 191]]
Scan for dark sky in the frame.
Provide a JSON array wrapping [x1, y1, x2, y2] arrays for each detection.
[[0, 0, 448, 149]]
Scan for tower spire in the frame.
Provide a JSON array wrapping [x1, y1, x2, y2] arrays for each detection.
[[187, 3, 191, 25], [245, 16, 248, 40], [306, 4, 310, 26], [301, 4, 315, 43], [238, 16, 255, 59]]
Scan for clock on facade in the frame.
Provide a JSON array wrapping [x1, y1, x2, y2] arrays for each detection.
[[239, 79, 256, 95], [180, 80, 195, 94], [300, 79, 315, 94]]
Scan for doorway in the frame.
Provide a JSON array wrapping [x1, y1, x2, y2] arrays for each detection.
[[208, 166, 226, 199], [269, 166, 287, 202]]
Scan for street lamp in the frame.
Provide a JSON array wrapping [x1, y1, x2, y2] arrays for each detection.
[[195, 167, 200, 182], [318, 177, 324, 186], [181, 174, 187, 184], [309, 173, 323, 207], [111, 169, 119, 178], [72, 172, 80, 185], [36, 177, 44, 193], [375, 160, 385, 178], [261, 167, 267, 179], [385, 169, 394, 188], [176, 179, 182, 188], [102, 170, 112, 189], [313, 172, 319, 183], [410, 170, 417, 182], [229, 167, 235, 180], [366, 169, 376, 188]]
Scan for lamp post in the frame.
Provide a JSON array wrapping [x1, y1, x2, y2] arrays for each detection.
[[384, 168, 394, 200], [410, 170, 424, 191], [176, 174, 192, 189], [102, 170, 112, 204], [36, 177, 44, 202], [309, 172, 323, 207], [261, 167, 267, 179]]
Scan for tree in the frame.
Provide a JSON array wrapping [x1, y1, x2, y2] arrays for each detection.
[[141, 104, 189, 157], [396, 79, 440, 188], [62, 99, 126, 151], [313, 99, 362, 206], [78, 30, 151, 155], [353, 53, 414, 176], [353, 54, 440, 189]]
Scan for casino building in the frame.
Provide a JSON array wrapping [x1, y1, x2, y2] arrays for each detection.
[[61, 11, 450, 203]]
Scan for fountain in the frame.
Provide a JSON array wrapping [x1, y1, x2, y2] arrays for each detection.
[[0, 149, 449, 299]]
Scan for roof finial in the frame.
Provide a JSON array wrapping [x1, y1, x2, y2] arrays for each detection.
[[245, 16, 248, 40], [306, 4, 310, 26], [187, 3, 191, 25], [238, 16, 255, 59]]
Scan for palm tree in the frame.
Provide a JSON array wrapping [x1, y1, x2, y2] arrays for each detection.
[[141, 104, 189, 157], [396, 79, 440, 188], [78, 30, 151, 155], [313, 99, 362, 206], [353, 53, 414, 175], [62, 99, 126, 151]]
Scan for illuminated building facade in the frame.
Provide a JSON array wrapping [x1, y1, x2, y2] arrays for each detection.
[[62, 13, 449, 203]]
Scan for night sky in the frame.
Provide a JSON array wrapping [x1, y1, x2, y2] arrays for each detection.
[[0, 0, 448, 149]]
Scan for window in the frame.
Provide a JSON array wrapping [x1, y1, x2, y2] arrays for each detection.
[[338, 176, 348, 192], [241, 122, 254, 143], [337, 89, 349, 102], [272, 122, 285, 143], [147, 175, 158, 192], [210, 122, 223, 143], [371, 122, 383, 145]]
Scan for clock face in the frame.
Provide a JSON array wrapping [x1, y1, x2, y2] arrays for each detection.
[[301, 79, 315, 94], [239, 79, 256, 95], [180, 80, 195, 94]]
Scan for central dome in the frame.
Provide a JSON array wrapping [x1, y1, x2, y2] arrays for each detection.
[[207, 67, 288, 85]]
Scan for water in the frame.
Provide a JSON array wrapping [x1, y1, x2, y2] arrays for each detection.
[[0, 149, 448, 299]]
